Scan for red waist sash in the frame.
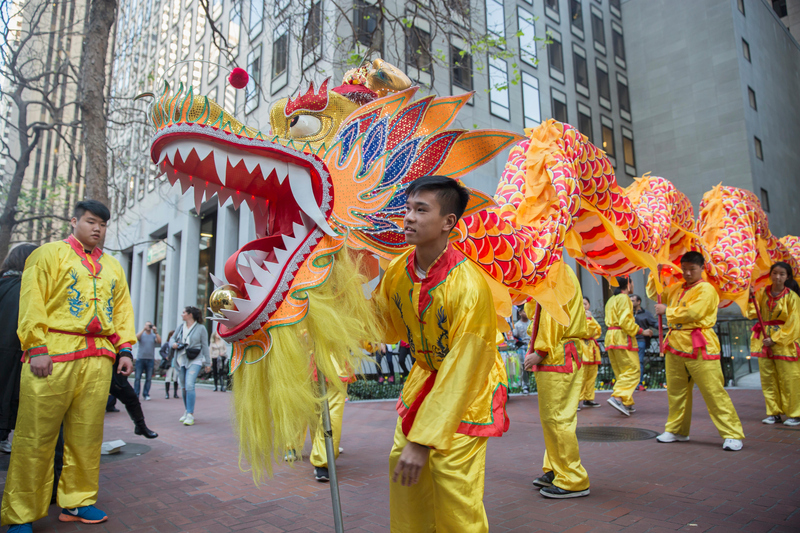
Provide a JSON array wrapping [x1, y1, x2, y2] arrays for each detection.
[[401, 371, 438, 438], [751, 320, 785, 339]]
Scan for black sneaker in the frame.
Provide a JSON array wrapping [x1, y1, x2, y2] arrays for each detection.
[[582, 400, 601, 408], [628, 405, 636, 414], [314, 467, 330, 482], [539, 485, 590, 499], [532, 470, 555, 488]]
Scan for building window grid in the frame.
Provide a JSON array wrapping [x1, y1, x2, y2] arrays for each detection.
[[547, 28, 565, 84], [578, 106, 593, 144], [302, 1, 324, 70], [738, 0, 745, 15], [249, 0, 264, 40], [612, 23, 625, 66], [622, 127, 636, 173], [761, 188, 770, 212], [601, 118, 615, 158], [591, 11, 605, 49], [551, 88, 568, 123], [521, 71, 541, 128], [451, 44, 473, 91], [354, 0, 383, 56], [272, 30, 289, 79], [518, 7, 537, 67], [486, 0, 506, 42], [246, 45, 261, 114], [573, 46, 589, 96], [570, 0, 583, 32], [405, 21, 433, 80]]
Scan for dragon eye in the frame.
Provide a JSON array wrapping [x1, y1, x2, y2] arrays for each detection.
[[287, 114, 322, 138]]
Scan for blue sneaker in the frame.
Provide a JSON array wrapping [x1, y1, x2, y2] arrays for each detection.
[[58, 504, 108, 524], [6, 524, 33, 533]]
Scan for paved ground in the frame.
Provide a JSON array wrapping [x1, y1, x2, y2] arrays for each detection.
[[1, 384, 798, 532]]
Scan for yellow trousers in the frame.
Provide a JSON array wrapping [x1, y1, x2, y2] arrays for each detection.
[[664, 353, 744, 439], [309, 385, 346, 468], [536, 369, 590, 491], [607, 349, 640, 406], [389, 418, 488, 533], [1, 356, 113, 526], [759, 358, 800, 418], [580, 364, 598, 401]]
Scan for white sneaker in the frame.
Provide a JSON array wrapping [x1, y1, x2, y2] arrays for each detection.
[[338, 447, 344, 454], [0, 439, 11, 453], [783, 418, 800, 427], [183, 413, 195, 426], [607, 396, 630, 417], [179, 411, 188, 422], [723, 438, 743, 451], [144, 395, 151, 401], [762, 415, 782, 424], [656, 431, 690, 443]]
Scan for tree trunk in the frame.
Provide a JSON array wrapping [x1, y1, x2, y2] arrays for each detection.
[[78, 0, 117, 207], [0, 93, 32, 261]]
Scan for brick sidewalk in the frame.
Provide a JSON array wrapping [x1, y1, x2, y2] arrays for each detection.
[[1, 386, 798, 532]]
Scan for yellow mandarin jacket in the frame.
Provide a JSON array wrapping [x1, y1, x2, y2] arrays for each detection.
[[581, 315, 603, 365], [747, 286, 800, 361], [646, 277, 720, 360], [18, 235, 136, 362], [523, 265, 587, 373], [374, 244, 509, 452], [604, 293, 642, 350]]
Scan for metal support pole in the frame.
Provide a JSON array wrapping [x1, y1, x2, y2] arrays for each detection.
[[316, 367, 344, 533]]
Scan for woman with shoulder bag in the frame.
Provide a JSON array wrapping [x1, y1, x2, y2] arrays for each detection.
[[160, 331, 179, 399], [171, 307, 210, 426]]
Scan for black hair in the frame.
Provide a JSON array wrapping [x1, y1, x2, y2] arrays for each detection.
[[631, 294, 642, 303], [613, 276, 629, 295], [583, 296, 590, 305], [680, 251, 705, 267], [185, 306, 204, 324], [770, 262, 800, 296], [0, 243, 37, 276], [405, 175, 470, 221], [74, 200, 110, 223]]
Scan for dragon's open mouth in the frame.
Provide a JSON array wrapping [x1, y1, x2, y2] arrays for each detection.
[[151, 124, 336, 341]]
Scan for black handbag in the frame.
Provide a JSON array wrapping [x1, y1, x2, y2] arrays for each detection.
[[186, 346, 201, 360]]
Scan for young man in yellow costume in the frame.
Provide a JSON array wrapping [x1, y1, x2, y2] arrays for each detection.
[[649, 251, 745, 451], [579, 297, 603, 410], [523, 265, 590, 499], [604, 277, 650, 416], [1, 201, 136, 532], [373, 176, 509, 533], [747, 262, 800, 426]]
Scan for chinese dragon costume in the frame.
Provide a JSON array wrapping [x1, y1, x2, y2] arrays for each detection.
[[142, 59, 798, 478]]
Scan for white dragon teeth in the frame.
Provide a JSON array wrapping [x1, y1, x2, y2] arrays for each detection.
[[193, 186, 205, 213], [163, 144, 179, 164], [231, 297, 259, 316], [247, 255, 276, 288], [287, 164, 336, 237], [210, 273, 225, 287], [258, 159, 289, 183], [236, 254, 255, 283], [213, 151, 227, 185], [244, 283, 269, 302]]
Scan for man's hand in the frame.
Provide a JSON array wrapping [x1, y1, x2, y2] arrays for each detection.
[[392, 442, 430, 486], [654, 303, 667, 316], [30, 355, 53, 377], [524, 351, 544, 371], [118, 357, 134, 375], [763, 337, 775, 348], [585, 310, 594, 319], [642, 329, 653, 337]]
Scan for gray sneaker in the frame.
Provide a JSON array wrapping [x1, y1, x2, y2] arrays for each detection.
[[607, 396, 630, 417]]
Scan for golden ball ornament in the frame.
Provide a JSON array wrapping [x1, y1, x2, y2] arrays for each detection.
[[210, 285, 242, 314]]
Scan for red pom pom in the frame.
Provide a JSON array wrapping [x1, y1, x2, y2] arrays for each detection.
[[228, 67, 249, 89]]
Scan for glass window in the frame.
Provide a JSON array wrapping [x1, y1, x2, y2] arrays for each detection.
[[761, 188, 770, 211], [451, 46, 473, 90], [748, 87, 757, 110], [303, 1, 323, 57], [197, 211, 217, 336], [742, 39, 750, 62], [548, 39, 564, 73], [518, 7, 537, 66], [225, 84, 236, 112], [212, 0, 223, 20], [738, 0, 745, 14], [591, 12, 604, 47], [489, 57, 510, 121], [601, 122, 614, 157], [354, 0, 383, 55], [246, 45, 261, 113], [193, 45, 204, 89], [209, 44, 220, 81], [181, 12, 192, 60], [755, 137, 763, 160], [597, 65, 610, 101], [196, 2, 206, 42], [551, 90, 567, 122], [612, 27, 625, 61], [570, 0, 583, 31], [574, 51, 588, 88], [578, 110, 593, 143], [172, 0, 180, 25], [521, 72, 541, 128], [179, 64, 188, 85], [623, 134, 635, 167], [161, 2, 170, 41], [228, 1, 241, 55], [249, 0, 263, 39], [406, 25, 432, 73], [486, 0, 506, 40], [272, 31, 288, 79], [610, 0, 621, 10], [774, 0, 788, 17], [546, 0, 559, 13], [618, 78, 630, 113]]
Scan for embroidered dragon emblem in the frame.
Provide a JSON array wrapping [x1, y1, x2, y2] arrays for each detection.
[[67, 269, 89, 318], [105, 280, 116, 322]]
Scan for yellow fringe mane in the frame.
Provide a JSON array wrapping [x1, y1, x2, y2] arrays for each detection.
[[232, 247, 383, 482]]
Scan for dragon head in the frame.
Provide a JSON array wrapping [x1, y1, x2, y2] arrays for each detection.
[[145, 61, 521, 369]]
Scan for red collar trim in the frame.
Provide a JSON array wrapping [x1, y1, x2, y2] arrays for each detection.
[[681, 279, 704, 290], [65, 234, 104, 276], [406, 244, 465, 316], [767, 285, 789, 301]]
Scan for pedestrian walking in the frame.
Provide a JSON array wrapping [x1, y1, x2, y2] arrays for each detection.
[[210, 331, 228, 392], [172, 307, 210, 426], [134, 321, 161, 400], [161, 331, 179, 399]]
